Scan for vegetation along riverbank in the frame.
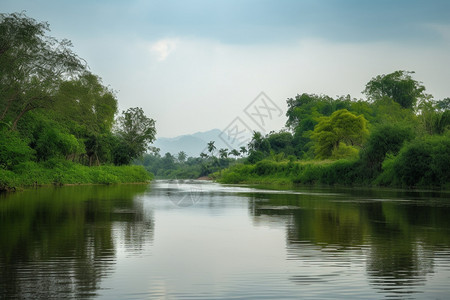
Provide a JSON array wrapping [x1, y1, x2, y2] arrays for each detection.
[[215, 72, 450, 189], [1, 13, 449, 191], [0, 13, 155, 191]]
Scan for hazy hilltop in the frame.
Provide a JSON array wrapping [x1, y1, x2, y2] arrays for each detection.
[[151, 129, 249, 157]]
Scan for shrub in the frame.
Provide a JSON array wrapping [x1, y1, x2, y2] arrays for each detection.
[[377, 134, 450, 188], [360, 124, 414, 174], [0, 129, 35, 170]]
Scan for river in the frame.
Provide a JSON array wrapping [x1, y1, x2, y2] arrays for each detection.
[[1, 180, 449, 299]]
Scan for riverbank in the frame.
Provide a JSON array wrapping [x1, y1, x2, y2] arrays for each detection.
[[215, 159, 450, 189], [0, 159, 152, 191]]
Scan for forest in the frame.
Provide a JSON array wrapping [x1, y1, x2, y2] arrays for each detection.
[[0, 13, 156, 190], [216, 71, 450, 188]]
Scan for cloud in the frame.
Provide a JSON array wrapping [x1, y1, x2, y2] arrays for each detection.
[[150, 39, 179, 61]]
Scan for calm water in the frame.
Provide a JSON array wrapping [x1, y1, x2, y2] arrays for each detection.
[[1, 181, 450, 299]]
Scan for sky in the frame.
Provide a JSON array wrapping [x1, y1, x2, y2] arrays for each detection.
[[2, 0, 450, 138]]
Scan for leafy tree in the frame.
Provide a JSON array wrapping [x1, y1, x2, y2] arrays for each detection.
[[161, 152, 175, 170], [360, 124, 414, 173], [435, 98, 450, 111], [51, 73, 118, 165], [266, 131, 294, 155], [54, 72, 118, 135], [311, 109, 368, 159], [0, 13, 85, 129], [114, 107, 156, 165], [418, 99, 450, 135], [285, 93, 351, 130], [285, 93, 354, 158], [363, 70, 427, 109], [371, 97, 417, 126]]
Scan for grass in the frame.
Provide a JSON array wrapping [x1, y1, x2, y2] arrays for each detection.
[[0, 159, 152, 191], [215, 159, 361, 186]]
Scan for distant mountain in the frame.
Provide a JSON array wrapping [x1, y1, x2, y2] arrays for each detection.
[[151, 129, 251, 158]]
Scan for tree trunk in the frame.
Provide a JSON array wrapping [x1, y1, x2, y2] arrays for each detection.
[[11, 106, 30, 130], [0, 92, 19, 121]]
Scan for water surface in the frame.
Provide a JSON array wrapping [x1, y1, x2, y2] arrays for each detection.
[[1, 181, 449, 299]]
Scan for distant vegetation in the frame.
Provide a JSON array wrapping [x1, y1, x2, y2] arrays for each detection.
[[0, 13, 155, 190], [217, 71, 450, 189], [134, 141, 246, 179]]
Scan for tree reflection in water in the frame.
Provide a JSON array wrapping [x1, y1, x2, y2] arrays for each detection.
[[247, 187, 450, 297], [0, 184, 153, 299]]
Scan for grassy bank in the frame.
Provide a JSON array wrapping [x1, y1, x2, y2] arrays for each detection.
[[215, 159, 360, 186], [215, 157, 450, 189], [0, 159, 152, 191]]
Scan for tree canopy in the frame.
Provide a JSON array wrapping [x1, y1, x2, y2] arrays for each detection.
[[0, 12, 85, 130], [363, 70, 427, 109], [311, 109, 368, 159], [0, 13, 156, 173], [114, 107, 156, 165]]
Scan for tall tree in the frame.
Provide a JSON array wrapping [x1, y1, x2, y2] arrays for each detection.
[[363, 70, 427, 109], [0, 13, 85, 129], [207, 141, 216, 156], [311, 109, 368, 159], [114, 107, 156, 165]]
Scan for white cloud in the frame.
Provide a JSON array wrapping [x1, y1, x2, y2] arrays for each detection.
[[150, 39, 179, 61]]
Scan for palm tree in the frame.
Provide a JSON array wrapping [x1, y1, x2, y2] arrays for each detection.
[[219, 148, 228, 159], [230, 149, 240, 159], [239, 146, 247, 156], [207, 141, 216, 156]]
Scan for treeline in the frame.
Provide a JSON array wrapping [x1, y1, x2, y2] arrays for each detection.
[[135, 141, 246, 178], [0, 13, 156, 190], [218, 71, 450, 188]]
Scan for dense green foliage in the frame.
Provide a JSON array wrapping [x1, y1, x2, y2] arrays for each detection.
[[0, 159, 151, 191], [0, 13, 155, 190], [217, 70, 450, 189], [311, 109, 368, 159], [135, 144, 244, 179], [363, 70, 427, 109]]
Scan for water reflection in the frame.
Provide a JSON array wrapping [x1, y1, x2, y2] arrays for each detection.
[[247, 188, 450, 297], [1, 182, 450, 299], [0, 184, 152, 299]]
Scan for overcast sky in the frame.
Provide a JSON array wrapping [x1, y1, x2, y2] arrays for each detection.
[[3, 0, 450, 138]]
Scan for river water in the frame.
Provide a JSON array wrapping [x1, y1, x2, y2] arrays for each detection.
[[1, 180, 449, 299]]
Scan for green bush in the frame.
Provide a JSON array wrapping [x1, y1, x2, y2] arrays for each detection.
[[320, 159, 359, 185], [0, 129, 35, 170], [377, 134, 450, 188], [0, 169, 17, 190], [360, 124, 414, 175]]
